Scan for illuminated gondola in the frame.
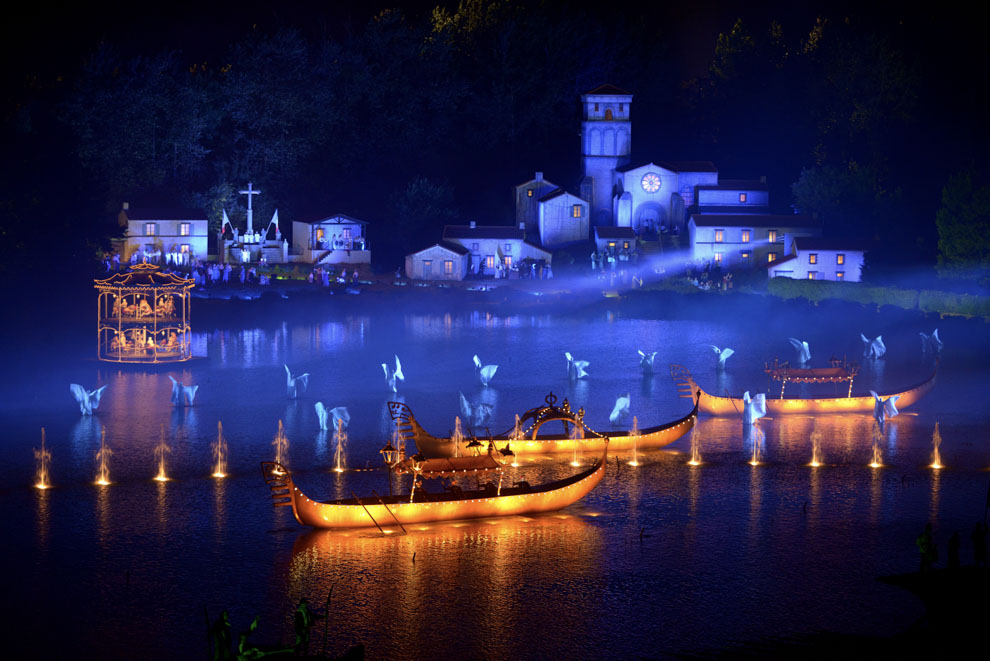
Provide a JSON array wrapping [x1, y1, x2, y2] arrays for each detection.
[[390, 391, 698, 459], [260, 441, 607, 530], [669, 361, 937, 416]]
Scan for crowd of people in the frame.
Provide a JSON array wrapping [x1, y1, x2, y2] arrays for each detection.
[[917, 521, 988, 572], [209, 597, 326, 660]]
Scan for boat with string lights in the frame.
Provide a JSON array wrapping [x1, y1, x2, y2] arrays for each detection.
[[669, 359, 937, 415], [389, 391, 698, 459], [261, 440, 607, 530]]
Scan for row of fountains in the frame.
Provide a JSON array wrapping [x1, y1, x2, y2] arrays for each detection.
[[32, 415, 945, 490]]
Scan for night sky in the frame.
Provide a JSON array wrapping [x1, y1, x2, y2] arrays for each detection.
[[2, 1, 987, 285]]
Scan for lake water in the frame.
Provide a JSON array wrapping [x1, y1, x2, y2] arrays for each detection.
[[3, 298, 988, 659]]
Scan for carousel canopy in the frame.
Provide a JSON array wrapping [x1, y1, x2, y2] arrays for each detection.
[[395, 453, 503, 479], [94, 263, 195, 292]]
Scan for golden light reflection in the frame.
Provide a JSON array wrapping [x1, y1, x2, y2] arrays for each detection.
[[154, 424, 171, 482], [285, 514, 601, 658]]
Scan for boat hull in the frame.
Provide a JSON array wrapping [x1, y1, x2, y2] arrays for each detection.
[[670, 364, 937, 415], [264, 452, 607, 529], [410, 399, 699, 458]]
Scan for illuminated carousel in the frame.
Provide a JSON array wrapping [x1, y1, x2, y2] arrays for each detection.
[[93, 263, 194, 363]]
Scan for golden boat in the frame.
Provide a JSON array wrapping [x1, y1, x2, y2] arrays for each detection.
[[261, 442, 607, 530], [388, 391, 698, 458], [669, 361, 937, 415]]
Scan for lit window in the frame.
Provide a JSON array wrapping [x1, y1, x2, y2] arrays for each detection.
[[343, 228, 351, 240], [604, 109, 613, 120], [572, 205, 582, 218], [808, 271, 817, 280], [714, 252, 723, 263], [809, 253, 818, 265], [768, 252, 778, 263], [739, 193, 747, 203], [741, 229, 750, 243], [316, 228, 325, 240], [180, 244, 190, 253], [714, 229, 723, 243], [608, 241, 616, 248], [443, 260, 453, 275], [836, 271, 845, 280], [179, 223, 190, 236], [504, 256, 512, 267], [837, 253, 845, 265], [145, 223, 156, 236], [527, 189, 533, 197], [623, 242, 630, 249], [423, 260, 432, 273], [741, 251, 751, 259], [768, 230, 778, 243], [485, 255, 495, 269]]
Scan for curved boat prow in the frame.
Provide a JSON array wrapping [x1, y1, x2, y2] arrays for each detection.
[[261, 461, 301, 524]]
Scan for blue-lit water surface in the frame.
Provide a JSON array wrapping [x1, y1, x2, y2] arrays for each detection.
[[3, 305, 989, 659]]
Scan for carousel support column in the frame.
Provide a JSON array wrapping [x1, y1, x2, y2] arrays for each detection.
[[153, 287, 158, 362], [182, 290, 188, 359], [497, 471, 503, 496], [848, 378, 854, 398], [117, 286, 123, 362], [780, 378, 787, 400]]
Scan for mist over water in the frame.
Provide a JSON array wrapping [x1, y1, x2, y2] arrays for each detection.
[[3, 297, 989, 659]]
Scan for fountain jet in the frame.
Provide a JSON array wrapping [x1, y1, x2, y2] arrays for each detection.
[[154, 425, 171, 481], [569, 420, 584, 466], [95, 427, 112, 485], [749, 426, 764, 466], [510, 414, 522, 466], [450, 417, 464, 458], [930, 421, 943, 469], [809, 421, 823, 467], [212, 421, 228, 478], [272, 420, 290, 472], [333, 418, 347, 473], [869, 424, 883, 468], [34, 427, 52, 489], [628, 416, 641, 466], [688, 430, 701, 466]]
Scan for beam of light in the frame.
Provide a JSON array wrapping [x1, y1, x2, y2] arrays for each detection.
[[34, 427, 52, 490]]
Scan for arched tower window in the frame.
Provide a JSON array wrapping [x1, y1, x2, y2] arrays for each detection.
[[605, 108, 613, 120]]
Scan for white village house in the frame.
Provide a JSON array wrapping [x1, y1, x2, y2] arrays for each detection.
[[404, 242, 470, 280], [116, 203, 209, 263], [290, 214, 371, 265], [687, 214, 823, 269], [767, 237, 867, 282]]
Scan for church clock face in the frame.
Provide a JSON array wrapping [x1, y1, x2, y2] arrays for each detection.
[[641, 172, 661, 193]]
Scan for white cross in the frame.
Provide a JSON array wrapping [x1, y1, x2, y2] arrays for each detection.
[[239, 182, 261, 234]]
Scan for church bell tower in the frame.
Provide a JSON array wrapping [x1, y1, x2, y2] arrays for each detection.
[[579, 85, 632, 227]]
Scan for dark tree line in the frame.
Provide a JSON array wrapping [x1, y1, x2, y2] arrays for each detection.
[[2, 0, 986, 281]]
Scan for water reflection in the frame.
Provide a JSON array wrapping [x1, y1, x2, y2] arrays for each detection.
[[286, 514, 600, 658]]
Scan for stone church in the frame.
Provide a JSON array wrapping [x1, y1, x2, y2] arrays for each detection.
[[517, 84, 776, 248]]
